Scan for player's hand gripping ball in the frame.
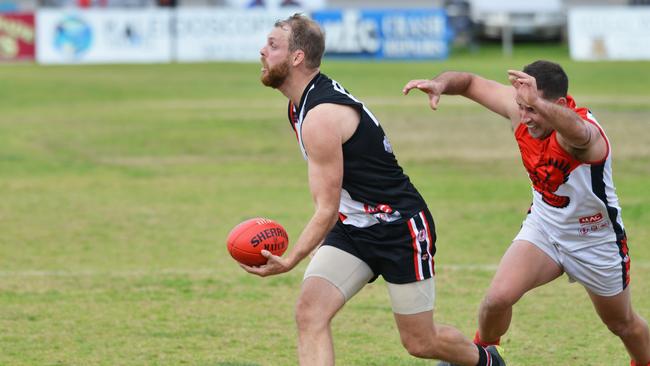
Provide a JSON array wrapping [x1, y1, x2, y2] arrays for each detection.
[[226, 218, 289, 266]]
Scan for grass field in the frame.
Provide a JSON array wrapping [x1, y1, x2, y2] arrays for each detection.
[[1, 44, 649, 365]]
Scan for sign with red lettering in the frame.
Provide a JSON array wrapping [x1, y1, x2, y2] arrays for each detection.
[[0, 13, 35, 62]]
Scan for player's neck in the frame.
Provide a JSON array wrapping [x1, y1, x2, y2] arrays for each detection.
[[279, 69, 320, 106]]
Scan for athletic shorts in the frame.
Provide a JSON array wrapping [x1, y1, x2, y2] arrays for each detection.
[[321, 208, 436, 284], [515, 215, 630, 296]]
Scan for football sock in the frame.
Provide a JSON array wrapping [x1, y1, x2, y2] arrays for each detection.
[[473, 330, 500, 347], [630, 361, 650, 366], [475, 344, 491, 366]]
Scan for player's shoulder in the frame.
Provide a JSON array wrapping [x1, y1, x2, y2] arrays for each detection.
[[311, 73, 338, 96], [307, 74, 357, 107]]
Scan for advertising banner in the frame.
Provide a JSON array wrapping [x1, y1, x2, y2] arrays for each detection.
[[0, 13, 35, 62], [36, 9, 172, 64], [225, 0, 325, 11], [175, 9, 295, 62], [311, 8, 452, 60], [568, 7, 650, 61]]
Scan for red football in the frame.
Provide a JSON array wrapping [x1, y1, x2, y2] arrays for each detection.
[[226, 218, 289, 266]]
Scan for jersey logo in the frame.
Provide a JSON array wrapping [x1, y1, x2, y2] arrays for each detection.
[[529, 157, 571, 208], [383, 136, 393, 153], [363, 203, 393, 214], [363, 203, 401, 223]]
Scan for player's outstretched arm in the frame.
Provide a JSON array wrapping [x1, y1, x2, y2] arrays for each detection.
[[402, 78, 445, 110], [403, 71, 519, 125], [241, 105, 345, 277]]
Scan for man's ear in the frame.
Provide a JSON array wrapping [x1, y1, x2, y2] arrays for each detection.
[[292, 50, 305, 66], [555, 97, 568, 106]]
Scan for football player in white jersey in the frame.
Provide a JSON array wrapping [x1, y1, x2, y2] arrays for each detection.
[[403, 60, 650, 365]]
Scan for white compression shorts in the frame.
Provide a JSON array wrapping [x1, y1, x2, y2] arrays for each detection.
[[304, 245, 435, 314]]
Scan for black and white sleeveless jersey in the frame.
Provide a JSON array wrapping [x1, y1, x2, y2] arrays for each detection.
[[288, 73, 427, 228]]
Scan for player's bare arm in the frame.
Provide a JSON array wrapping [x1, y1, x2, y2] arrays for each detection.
[[241, 104, 350, 277], [403, 71, 519, 126], [508, 70, 607, 162]]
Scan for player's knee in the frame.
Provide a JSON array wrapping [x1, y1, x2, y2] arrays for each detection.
[[294, 297, 315, 329], [295, 296, 329, 331], [401, 337, 434, 359], [399, 330, 440, 359], [604, 314, 641, 338], [481, 291, 516, 313]]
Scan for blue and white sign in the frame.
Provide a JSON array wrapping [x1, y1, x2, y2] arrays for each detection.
[[312, 8, 452, 60], [53, 16, 93, 58], [175, 9, 296, 62], [37, 9, 172, 64], [225, 0, 325, 10]]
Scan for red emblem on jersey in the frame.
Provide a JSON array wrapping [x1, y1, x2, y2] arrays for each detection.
[[529, 157, 572, 208]]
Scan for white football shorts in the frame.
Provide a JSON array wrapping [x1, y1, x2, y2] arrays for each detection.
[[514, 215, 629, 296]]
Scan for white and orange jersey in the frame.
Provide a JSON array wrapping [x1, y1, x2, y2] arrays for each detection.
[[515, 95, 625, 250]]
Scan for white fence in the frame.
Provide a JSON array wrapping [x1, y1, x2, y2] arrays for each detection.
[[568, 6, 650, 61]]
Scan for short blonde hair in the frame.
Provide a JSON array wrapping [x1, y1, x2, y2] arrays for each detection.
[[275, 13, 325, 69]]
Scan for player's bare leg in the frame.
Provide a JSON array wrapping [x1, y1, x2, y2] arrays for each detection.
[[588, 287, 650, 364], [394, 310, 480, 365], [478, 240, 563, 344], [395, 311, 507, 365], [295, 276, 345, 366]]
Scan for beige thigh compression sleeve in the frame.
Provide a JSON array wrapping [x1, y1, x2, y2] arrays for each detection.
[[303, 245, 374, 301], [386, 278, 435, 315], [305, 245, 435, 313]]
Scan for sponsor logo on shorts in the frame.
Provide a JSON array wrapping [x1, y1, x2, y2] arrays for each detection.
[[417, 229, 427, 242], [577, 212, 610, 236], [579, 212, 603, 224]]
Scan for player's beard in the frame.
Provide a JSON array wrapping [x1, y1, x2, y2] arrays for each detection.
[[261, 58, 291, 89]]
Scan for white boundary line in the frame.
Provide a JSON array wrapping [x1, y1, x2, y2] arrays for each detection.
[[1, 262, 649, 278]]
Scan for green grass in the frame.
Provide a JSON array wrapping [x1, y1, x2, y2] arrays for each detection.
[[1, 43, 649, 365]]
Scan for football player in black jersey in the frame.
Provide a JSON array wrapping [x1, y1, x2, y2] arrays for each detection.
[[240, 13, 505, 366]]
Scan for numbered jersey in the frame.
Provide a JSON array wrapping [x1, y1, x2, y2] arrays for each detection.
[[288, 73, 426, 228], [516, 95, 625, 250]]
